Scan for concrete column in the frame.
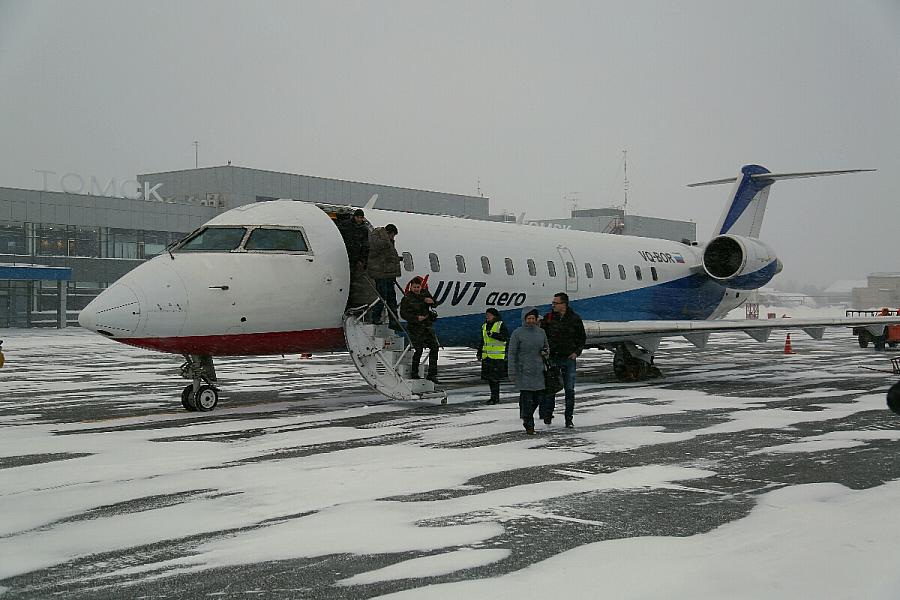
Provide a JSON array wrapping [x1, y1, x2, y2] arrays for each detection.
[[25, 222, 35, 256], [57, 280, 67, 328]]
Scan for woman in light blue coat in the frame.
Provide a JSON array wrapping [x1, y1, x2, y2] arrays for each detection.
[[507, 306, 550, 434]]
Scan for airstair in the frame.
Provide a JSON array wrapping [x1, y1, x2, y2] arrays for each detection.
[[342, 301, 447, 404]]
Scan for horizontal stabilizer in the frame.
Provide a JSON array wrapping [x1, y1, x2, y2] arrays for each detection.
[[688, 168, 875, 187]]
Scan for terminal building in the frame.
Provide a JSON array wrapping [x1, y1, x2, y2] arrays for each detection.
[[1, 165, 692, 328]]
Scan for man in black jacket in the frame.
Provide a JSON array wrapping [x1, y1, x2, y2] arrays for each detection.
[[542, 292, 586, 428], [337, 209, 369, 271], [399, 276, 440, 383]]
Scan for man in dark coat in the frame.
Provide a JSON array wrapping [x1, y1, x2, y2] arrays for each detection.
[[367, 223, 402, 327], [399, 276, 440, 383], [542, 292, 586, 428], [337, 209, 370, 271], [476, 308, 509, 405]]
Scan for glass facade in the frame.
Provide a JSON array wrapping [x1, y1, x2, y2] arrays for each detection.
[[0, 219, 189, 327]]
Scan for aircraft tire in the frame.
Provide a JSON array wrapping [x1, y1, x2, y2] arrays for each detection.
[[858, 336, 869, 349], [887, 381, 900, 416], [181, 385, 197, 411], [874, 336, 886, 351], [195, 385, 219, 411]]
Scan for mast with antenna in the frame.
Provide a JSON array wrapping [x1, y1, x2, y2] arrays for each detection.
[[622, 149, 629, 213]]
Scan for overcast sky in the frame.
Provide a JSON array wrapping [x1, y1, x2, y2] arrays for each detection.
[[1, 0, 898, 287]]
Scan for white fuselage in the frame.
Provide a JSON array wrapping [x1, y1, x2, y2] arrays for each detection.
[[79, 200, 742, 355]]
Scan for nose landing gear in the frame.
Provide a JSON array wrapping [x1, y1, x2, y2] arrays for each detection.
[[180, 354, 219, 411]]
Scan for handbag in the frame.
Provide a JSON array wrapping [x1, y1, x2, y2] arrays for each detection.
[[543, 357, 564, 394]]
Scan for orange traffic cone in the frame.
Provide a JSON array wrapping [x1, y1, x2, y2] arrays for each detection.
[[783, 333, 794, 354]]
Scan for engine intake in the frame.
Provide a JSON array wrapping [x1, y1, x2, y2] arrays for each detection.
[[702, 234, 782, 289]]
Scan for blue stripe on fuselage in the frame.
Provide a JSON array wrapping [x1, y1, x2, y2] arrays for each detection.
[[430, 273, 727, 347]]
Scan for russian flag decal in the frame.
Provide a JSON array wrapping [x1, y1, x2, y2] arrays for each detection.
[[673, 253, 685, 263]]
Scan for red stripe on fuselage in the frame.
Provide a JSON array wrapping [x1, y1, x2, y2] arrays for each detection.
[[117, 328, 347, 356]]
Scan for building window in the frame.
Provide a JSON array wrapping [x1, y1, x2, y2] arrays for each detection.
[[481, 256, 491, 274], [0, 221, 27, 255], [527, 258, 537, 276], [566, 261, 576, 278], [456, 254, 466, 273], [505, 258, 514, 275], [429, 253, 440, 272], [36, 224, 68, 256], [634, 265, 643, 281], [403, 252, 415, 272], [547, 261, 557, 277], [651, 266, 658, 281], [618, 264, 626, 280], [602, 263, 610, 279], [585, 263, 594, 279]]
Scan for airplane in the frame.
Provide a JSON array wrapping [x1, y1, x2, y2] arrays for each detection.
[[78, 164, 900, 412]]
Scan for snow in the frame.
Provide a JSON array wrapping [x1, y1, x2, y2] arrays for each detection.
[[1, 326, 899, 597], [374, 482, 900, 600]]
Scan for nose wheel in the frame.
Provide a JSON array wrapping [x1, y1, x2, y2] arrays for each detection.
[[179, 354, 220, 411], [181, 384, 220, 412]]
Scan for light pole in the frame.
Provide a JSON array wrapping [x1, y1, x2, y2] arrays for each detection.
[[193, 141, 199, 168]]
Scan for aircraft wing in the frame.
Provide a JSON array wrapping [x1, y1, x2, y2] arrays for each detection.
[[583, 316, 900, 348]]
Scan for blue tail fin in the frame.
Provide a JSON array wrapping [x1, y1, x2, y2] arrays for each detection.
[[713, 164, 773, 238]]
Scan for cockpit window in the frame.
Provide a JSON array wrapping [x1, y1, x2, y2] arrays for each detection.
[[245, 228, 309, 252], [177, 227, 246, 252]]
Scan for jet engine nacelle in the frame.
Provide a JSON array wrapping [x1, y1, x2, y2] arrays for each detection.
[[702, 234, 782, 290]]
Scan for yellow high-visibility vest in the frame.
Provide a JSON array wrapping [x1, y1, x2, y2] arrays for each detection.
[[481, 321, 506, 360]]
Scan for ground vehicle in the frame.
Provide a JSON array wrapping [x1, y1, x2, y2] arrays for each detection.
[[847, 309, 900, 349]]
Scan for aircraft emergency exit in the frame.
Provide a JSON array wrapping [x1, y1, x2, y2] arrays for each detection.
[[78, 164, 900, 411]]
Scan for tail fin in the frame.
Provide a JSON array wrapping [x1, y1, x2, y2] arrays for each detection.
[[689, 165, 875, 239]]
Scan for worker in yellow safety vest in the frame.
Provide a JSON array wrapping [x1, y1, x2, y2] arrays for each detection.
[[476, 308, 509, 405]]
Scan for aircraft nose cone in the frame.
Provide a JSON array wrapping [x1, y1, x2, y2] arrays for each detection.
[[79, 283, 142, 337]]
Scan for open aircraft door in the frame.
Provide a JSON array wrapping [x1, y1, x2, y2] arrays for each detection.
[[557, 246, 578, 293]]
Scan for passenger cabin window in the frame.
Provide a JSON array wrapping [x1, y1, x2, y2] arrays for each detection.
[[456, 255, 466, 273], [527, 259, 537, 276], [602, 263, 611, 279], [547, 261, 557, 277], [585, 263, 594, 279], [618, 264, 627, 280], [634, 265, 643, 281], [245, 228, 308, 252], [481, 256, 491, 274], [651, 266, 658, 281], [402, 252, 415, 272], [566, 262, 576, 278], [505, 257, 515, 276], [429, 252, 441, 272], [177, 227, 246, 252]]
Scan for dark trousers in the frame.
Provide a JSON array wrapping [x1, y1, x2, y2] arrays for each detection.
[[371, 278, 398, 325], [519, 390, 544, 429], [488, 380, 500, 402], [549, 356, 577, 421], [411, 344, 439, 378]]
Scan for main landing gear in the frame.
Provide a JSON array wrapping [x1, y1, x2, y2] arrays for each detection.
[[612, 342, 662, 382], [179, 354, 219, 411]]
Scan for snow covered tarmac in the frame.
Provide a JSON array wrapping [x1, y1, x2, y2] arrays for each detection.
[[1, 327, 900, 599]]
